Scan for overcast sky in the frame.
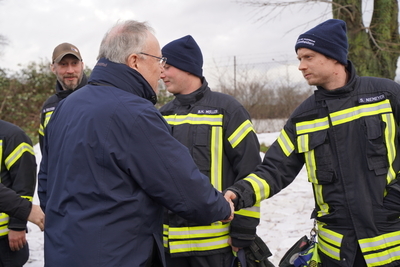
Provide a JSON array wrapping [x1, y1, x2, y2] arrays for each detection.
[[1, 0, 395, 88]]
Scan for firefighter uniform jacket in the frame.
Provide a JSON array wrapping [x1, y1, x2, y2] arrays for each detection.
[[38, 73, 88, 153], [0, 120, 36, 238], [38, 58, 232, 267], [159, 79, 261, 257], [229, 61, 400, 267]]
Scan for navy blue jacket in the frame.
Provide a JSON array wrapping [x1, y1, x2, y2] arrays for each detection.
[[38, 58, 231, 267]]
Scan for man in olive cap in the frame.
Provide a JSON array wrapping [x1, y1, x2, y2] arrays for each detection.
[[38, 42, 87, 152]]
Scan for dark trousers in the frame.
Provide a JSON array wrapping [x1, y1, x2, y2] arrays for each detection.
[[0, 237, 29, 267], [165, 252, 233, 267]]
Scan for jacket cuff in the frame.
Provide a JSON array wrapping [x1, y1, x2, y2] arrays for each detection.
[[231, 237, 254, 248], [225, 180, 256, 210]]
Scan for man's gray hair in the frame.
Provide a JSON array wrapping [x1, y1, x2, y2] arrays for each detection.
[[97, 20, 154, 63]]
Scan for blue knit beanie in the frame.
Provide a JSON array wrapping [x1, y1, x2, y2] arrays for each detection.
[[295, 19, 348, 65], [162, 35, 203, 78]]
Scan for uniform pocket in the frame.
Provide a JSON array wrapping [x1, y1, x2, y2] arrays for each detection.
[[192, 125, 211, 176], [364, 116, 388, 176], [298, 130, 335, 185]]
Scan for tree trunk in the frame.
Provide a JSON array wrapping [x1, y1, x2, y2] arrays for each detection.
[[333, 0, 400, 79]]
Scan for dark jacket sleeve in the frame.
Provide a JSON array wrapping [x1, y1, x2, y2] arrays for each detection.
[[0, 183, 31, 220], [228, 122, 305, 209], [4, 130, 37, 230], [223, 105, 261, 247], [122, 108, 232, 224]]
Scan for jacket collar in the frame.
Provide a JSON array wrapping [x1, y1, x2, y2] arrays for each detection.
[[88, 58, 157, 104], [173, 77, 208, 106], [314, 60, 358, 101]]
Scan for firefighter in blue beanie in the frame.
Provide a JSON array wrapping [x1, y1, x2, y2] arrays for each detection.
[[160, 35, 265, 267], [226, 19, 400, 267]]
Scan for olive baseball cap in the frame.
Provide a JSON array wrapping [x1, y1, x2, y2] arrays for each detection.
[[52, 42, 82, 63]]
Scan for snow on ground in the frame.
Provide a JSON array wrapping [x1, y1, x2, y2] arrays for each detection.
[[25, 132, 314, 266]]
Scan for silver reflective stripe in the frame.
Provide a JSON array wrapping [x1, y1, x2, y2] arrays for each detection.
[[296, 117, 330, 135], [5, 142, 34, 170], [169, 225, 229, 239], [170, 237, 228, 251], [164, 114, 223, 125], [211, 127, 223, 191], [277, 130, 294, 157], [0, 215, 9, 224], [319, 228, 342, 246], [364, 248, 400, 266], [242, 205, 260, 213], [228, 120, 254, 148], [318, 237, 340, 260], [245, 175, 267, 200], [330, 101, 391, 126]]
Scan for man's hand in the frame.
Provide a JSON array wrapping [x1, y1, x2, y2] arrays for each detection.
[[28, 204, 45, 231], [228, 237, 241, 252], [8, 230, 26, 251], [224, 190, 237, 201], [221, 196, 234, 223]]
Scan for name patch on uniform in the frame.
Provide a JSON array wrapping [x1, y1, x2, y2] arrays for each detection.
[[197, 109, 219, 114], [358, 94, 386, 104], [43, 107, 55, 113]]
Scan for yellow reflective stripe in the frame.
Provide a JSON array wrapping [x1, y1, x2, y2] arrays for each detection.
[[43, 111, 54, 128], [318, 225, 343, 247], [296, 117, 330, 135], [20, 196, 33, 202], [297, 134, 309, 153], [169, 235, 229, 253], [305, 149, 330, 215], [382, 113, 397, 185], [168, 224, 229, 239], [0, 225, 9, 236], [313, 184, 329, 217], [363, 246, 400, 266], [277, 129, 294, 157], [5, 142, 34, 170], [210, 127, 223, 191], [244, 174, 269, 202], [38, 123, 44, 136], [360, 231, 400, 266], [235, 202, 260, 218], [318, 236, 341, 261], [0, 213, 9, 236], [304, 147, 317, 184], [163, 236, 168, 248], [163, 224, 169, 248], [163, 114, 223, 126], [228, 120, 255, 148], [303, 141, 329, 216], [359, 231, 400, 253], [330, 100, 391, 126], [0, 213, 9, 222]]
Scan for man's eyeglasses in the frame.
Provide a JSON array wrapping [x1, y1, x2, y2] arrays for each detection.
[[139, 52, 167, 67]]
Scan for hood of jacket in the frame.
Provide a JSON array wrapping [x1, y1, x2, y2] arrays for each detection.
[[55, 72, 88, 93], [88, 58, 157, 105]]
